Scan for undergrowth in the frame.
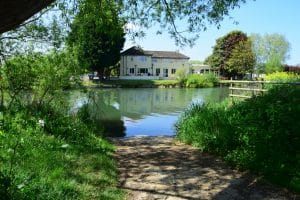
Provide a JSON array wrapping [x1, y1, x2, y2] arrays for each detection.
[[175, 85, 300, 192]]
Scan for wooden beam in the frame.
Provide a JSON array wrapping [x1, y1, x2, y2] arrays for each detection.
[[229, 94, 251, 98], [229, 87, 267, 92]]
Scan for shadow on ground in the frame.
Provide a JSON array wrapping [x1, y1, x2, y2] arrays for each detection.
[[110, 136, 298, 200]]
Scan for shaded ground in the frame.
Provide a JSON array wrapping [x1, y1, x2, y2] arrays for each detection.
[[111, 136, 298, 200]]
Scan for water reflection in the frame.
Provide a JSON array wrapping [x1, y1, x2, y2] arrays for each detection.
[[69, 87, 228, 137]]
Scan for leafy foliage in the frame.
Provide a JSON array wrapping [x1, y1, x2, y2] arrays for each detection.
[[265, 53, 284, 74], [0, 52, 124, 199], [185, 73, 219, 88], [265, 72, 300, 83], [176, 85, 300, 191], [175, 67, 188, 86], [251, 33, 290, 74], [1, 51, 81, 109], [226, 40, 255, 75], [67, 0, 125, 78], [205, 30, 254, 77], [122, 0, 248, 46], [0, 1, 70, 63]]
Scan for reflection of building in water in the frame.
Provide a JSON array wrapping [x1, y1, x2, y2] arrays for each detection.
[[117, 89, 207, 119], [69, 88, 228, 121]]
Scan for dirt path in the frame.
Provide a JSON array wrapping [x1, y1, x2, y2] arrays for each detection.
[[111, 136, 298, 200]]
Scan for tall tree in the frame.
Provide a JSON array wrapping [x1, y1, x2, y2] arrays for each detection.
[[226, 40, 255, 76], [251, 33, 290, 74], [67, 0, 125, 79], [204, 30, 251, 77]]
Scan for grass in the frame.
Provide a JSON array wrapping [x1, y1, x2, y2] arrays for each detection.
[[175, 85, 300, 192], [82, 76, 221, 88], [82, 79, 180, 88], [0, 107, 125, 200]]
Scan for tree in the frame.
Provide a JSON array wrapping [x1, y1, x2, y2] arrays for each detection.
[[251, 33, 290, 74], [67, 0, 125, 79], [226, 40, 255, 76], [204, 30, 251, 77], [0, 0, 249, 46], [0, 1, 70, 64], [265, 54, 283, 74], [0, 0, 55, 34]]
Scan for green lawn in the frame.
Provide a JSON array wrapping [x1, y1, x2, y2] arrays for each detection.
[[83, 79, 180, 88]]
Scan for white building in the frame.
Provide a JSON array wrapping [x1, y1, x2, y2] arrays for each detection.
[[190, 63, 219, 77], [120, 46, 190, 80]]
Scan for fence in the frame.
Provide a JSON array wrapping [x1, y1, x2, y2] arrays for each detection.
[[220, 80, 300, 99]]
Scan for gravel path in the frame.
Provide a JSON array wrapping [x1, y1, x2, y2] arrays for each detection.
[[111, 136, 298, 200]]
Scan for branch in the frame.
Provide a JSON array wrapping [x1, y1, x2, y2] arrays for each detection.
[[162, 0, 187, 44], [0, 0, 55, 34]]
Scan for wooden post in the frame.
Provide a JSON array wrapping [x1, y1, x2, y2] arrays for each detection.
[[230, 77, 233, 98]]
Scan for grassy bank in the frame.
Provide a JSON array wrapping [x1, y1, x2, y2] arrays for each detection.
[[175, 85, 300, 192], [82, 79, 179, 88], [0, 105, 125, 200], [0, 53, 126, 199], [82, 73, 219, 88]]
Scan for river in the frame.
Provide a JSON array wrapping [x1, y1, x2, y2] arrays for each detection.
[[69, 87, 228, 137]]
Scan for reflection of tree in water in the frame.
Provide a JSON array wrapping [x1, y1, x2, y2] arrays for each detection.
[[203, 86, 229, 103], [84, 91, 125, 137], [73, 87, 229, 137]]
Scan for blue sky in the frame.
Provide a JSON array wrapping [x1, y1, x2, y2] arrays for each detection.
[[124, 0, 300, 65]]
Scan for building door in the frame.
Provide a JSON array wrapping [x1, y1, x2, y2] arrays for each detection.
[[163, 68, 168, 77]]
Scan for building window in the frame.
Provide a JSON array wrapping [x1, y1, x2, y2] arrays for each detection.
[[138, 56, 147, 62], [163, 68, 168, 77], [138, 68, 148, 75], [152, 58, 157, 63], [131, 57, 133, 61], [171, 69, 176, 74], [130, 68, 135, 74], [156, 68, 160, 76]]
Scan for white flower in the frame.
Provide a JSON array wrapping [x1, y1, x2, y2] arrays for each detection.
[[61, 144, 69, 148], [38, 119, 45, 127]]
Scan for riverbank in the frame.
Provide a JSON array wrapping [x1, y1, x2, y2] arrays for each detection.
[[111, 136, 298, 200], [0, 106, 125, 199], [82, 79, 180, 88], [82, 73, 219, 88], [175, 85, 300, 192]]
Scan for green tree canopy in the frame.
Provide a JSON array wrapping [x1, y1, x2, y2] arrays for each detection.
[[204, 30, 254, 77], [67, 0, 125, 78], [251, 33, 290, 74], [226, 40, 255, 75], [121, 0, 248, 46]]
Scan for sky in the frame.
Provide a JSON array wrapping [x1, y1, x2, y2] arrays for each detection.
[[124, 0, 300, 65]]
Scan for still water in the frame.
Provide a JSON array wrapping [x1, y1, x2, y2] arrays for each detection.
[[69, 87, 228, 137]]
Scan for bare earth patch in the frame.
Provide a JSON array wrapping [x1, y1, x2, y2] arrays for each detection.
[[111, 136, 298, 200]]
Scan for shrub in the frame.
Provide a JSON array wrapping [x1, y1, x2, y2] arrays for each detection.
[[185, 73, 219, 88], [265, 71, 300, 82], [175, 67, 188, 86], [175, 85, 300, 191], [0, 52, 124, 199]]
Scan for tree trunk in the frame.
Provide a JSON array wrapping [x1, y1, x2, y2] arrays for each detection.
[[0, 0, 55, 34]]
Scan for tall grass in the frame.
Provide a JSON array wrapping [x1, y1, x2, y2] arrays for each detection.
[[175, 85, 300, 192], [0, 52, 125, 199], [0, 104, 125, 200]]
